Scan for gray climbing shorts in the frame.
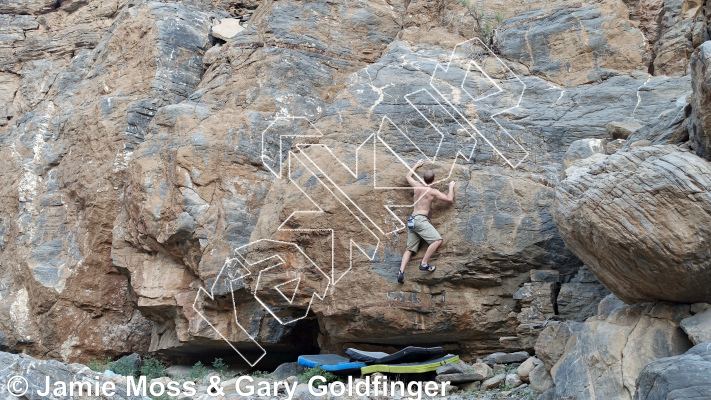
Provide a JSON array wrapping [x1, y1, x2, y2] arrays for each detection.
[[406, 215, 442, 252]]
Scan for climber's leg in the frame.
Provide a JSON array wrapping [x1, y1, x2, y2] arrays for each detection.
[[402, 225, 421, 274], [421, 239, 442, 268], [415, 218, 442, 270], [398, 251, 414, 283], [399, 250, 413, 273]]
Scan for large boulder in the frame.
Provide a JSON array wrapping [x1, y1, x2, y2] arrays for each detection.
[[634, 342, 711, 400], [553, 145, 711, 304], [553, 302, 693, 400]]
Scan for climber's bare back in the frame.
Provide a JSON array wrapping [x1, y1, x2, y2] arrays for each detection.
[[412, 185, 441, 216], [406, 159, 456, 216]]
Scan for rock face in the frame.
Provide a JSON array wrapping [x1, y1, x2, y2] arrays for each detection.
[[494, 1, 650, 86], [0, 0, 703, 369], [534, 321, 583, 374], [514, 283, 557, 323], [0, 0, 138, 127], [553, 145, 711, 304], [648, 0, 697, 75], [623, 101, 690, 147], [690, 41, 711, 160], [0, 0, 224, 361], [690, 302, 711, 314], [634, 343, 711, 400], [557, 267, 611, 321], [553, 302, 693, 400], [0, 351, 149, 400], [513, 266, 609, 350]]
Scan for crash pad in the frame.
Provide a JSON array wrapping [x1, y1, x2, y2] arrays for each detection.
[[360, 354, 460, 374], [346, 346, 444, 364], [297, 354, 366, 375]]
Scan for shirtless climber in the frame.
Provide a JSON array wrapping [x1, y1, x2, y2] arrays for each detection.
[[397, 160, 456, 283]]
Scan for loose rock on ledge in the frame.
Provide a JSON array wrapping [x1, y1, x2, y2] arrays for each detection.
[[211, 18, 244, 40], [680, 308, 711, 345], [484, 351, 530, 365]]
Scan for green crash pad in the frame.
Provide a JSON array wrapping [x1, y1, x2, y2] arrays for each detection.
[[361, 355, 460, 374]]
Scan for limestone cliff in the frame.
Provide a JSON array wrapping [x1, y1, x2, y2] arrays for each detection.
[[0, 0, 705, 370]]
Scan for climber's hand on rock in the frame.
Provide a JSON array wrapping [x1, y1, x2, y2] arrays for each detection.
[[414, 159, 425, 169], [449, 181, 456, 188]]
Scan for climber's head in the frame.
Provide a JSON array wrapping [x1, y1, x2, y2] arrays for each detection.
[[423, 170, 435, 185]]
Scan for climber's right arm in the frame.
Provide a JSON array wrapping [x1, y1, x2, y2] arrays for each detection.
[[406, 159, 425, 187]]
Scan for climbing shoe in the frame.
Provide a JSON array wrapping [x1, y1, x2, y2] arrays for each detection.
[[419, 264, 436, 272], [397, 271, 404, 283]]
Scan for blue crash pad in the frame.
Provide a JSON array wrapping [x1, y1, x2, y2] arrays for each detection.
[[298, 354, 366, 375]]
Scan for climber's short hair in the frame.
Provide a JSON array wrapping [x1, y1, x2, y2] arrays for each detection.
[[423, 170, 435, 184]]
